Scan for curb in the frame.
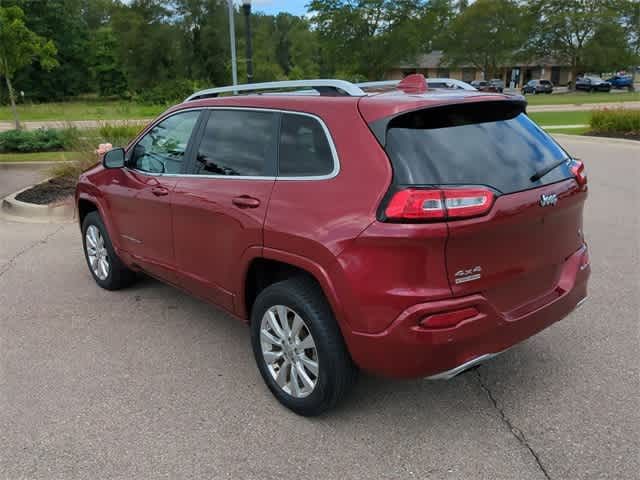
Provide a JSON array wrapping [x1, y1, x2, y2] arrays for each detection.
[[1, 185, 75, 224], [551, 133, 640, 146], [0, 161, 76, 166]]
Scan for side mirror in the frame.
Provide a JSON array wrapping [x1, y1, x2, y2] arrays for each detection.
[[103, 148, 125, 169]]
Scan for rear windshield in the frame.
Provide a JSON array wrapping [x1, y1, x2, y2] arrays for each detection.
[[384, 102, 572, 194]]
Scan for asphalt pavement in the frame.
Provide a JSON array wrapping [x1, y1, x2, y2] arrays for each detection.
[[0, 164, 48, 199], [0, 136, 638, 479]]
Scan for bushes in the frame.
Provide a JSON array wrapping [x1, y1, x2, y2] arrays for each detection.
[[134, 79, 201, 105], [49, 123, 142, 179], [0, 129, 66, 153], [0, 124, 141, 154], [589, 109, 640, 134]]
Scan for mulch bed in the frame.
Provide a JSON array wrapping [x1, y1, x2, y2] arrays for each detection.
[[584, 131, 640, 141], [15, 176, 76, 205]]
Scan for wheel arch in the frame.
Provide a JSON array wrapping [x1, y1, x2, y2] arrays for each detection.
[[238, 248, 346, 331], [76, 190, 121, 253]]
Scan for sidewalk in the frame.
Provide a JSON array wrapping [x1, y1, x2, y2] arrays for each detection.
[[527, 101, 640, 112], [0, 118, 151, 133]]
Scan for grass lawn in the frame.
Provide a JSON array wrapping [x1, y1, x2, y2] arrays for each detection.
[[524, 91, 639, 106], [0, 101, 166, 122], [528, 110, 591, 126], [0, 91, 638, 122], [0, 151, 82, 163]]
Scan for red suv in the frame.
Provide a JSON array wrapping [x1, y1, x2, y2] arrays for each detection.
[[76, 75, 590, 416]]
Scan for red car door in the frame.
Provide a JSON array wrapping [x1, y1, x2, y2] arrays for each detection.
[[171, 109, 278, 313], [103, 110, 202, 282]]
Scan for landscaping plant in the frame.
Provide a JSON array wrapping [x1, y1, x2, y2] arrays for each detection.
[[589, 109, 640, 135]]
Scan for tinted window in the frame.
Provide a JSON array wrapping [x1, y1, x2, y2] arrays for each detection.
[[193, 110, 277, 176], [384, 102, 572, 194], [540, 80, 552, 85], [131, 111, 200, 174], [278, 114, 334, 177]]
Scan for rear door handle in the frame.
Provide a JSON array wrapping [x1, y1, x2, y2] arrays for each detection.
[[232, 196, 261, 209], [151, 186, 170, 196]]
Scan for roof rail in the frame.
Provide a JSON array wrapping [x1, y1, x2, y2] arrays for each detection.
[[357, 80, 400, 89], [358, 78, 477, 91], [185, 79, 366, 101]]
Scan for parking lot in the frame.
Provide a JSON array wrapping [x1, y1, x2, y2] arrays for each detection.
[[0, 136, 638, 479]]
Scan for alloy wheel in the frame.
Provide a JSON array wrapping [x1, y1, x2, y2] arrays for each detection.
[[85, 225, 110, 281], [260, 305, 319, 398]]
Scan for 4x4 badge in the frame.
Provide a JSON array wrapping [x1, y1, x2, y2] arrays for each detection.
[[540, 193, 558, 207], [455, 266, 482, 284]]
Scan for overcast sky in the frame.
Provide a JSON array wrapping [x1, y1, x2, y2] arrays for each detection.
[[250, 0, 307, 16]]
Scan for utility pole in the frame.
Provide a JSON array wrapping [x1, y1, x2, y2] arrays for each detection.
[[227, 0, 238, 88], [242, 0, 254, 84]]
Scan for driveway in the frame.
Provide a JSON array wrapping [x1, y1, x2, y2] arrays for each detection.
[[0, 136, 638, 479]]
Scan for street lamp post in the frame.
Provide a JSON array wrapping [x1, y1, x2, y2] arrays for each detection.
[[227, 0, 238, 87], [242, 0, 254, 84]]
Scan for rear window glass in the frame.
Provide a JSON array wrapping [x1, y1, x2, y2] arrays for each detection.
[[385, 102, 572, 194], [278, 114, 334, 177]]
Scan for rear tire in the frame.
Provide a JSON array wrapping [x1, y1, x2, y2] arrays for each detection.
[[250, 277, 357, 416], [82, 211, 136, 290]]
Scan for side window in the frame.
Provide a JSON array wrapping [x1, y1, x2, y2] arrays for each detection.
[[193, 110, 277, 176], [131, 110, 200, 174], [278, 114, 334, 177]]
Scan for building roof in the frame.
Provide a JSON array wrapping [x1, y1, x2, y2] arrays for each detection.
[[395, 50, 570, 69]]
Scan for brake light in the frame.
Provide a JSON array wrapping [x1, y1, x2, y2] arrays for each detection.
[[419, 307, 479, 329], [570, 159, 587, 189], [385, 188, 494, 221]]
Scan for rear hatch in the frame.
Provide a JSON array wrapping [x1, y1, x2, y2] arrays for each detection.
[[374, 100, 587, 314]]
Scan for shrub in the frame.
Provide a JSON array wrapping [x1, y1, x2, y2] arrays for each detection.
[[50, 123, 143, 180], [589, 108, 640, 133], [97, 124, 142, 146], [0, 128, 65, 153], [134, 79, 201, 105]]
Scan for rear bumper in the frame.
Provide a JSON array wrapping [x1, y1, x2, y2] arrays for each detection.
[[345, 246, 590, 378]]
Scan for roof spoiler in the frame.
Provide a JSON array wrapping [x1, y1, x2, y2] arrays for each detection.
[[367, 98, 528, 147]]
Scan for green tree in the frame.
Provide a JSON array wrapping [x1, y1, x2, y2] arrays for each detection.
[[527, 0, 628, 86], [443, 0, 527, 79], [308, 0, 425, 80], [10, 0, 91, 100], [89, 26, 127, 96], [111, 0, 184, 92], [583, 20, 637, 74], [413, 0, 456, 53], [273, 14, 320, 78], [0, 5, 58, 129]]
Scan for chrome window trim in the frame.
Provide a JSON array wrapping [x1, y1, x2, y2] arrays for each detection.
[[128, 106, 340, 181]]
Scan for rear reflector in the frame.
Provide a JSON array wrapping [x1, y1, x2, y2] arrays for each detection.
[[385, 188, 494, 221], [419, 307, 479, 329]]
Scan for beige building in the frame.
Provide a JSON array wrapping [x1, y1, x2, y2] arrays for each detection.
[[387, 50, 574, 87]]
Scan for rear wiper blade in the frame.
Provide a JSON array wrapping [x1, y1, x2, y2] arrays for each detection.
[[530, 158, 569, 182]]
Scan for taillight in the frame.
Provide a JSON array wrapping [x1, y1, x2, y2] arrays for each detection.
[[384, 188, 494, 221], [570, 159, 587, 189]]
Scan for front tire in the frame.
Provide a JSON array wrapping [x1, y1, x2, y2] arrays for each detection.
[[82, 211, 136, 290], [250, 277, 356, 416]]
